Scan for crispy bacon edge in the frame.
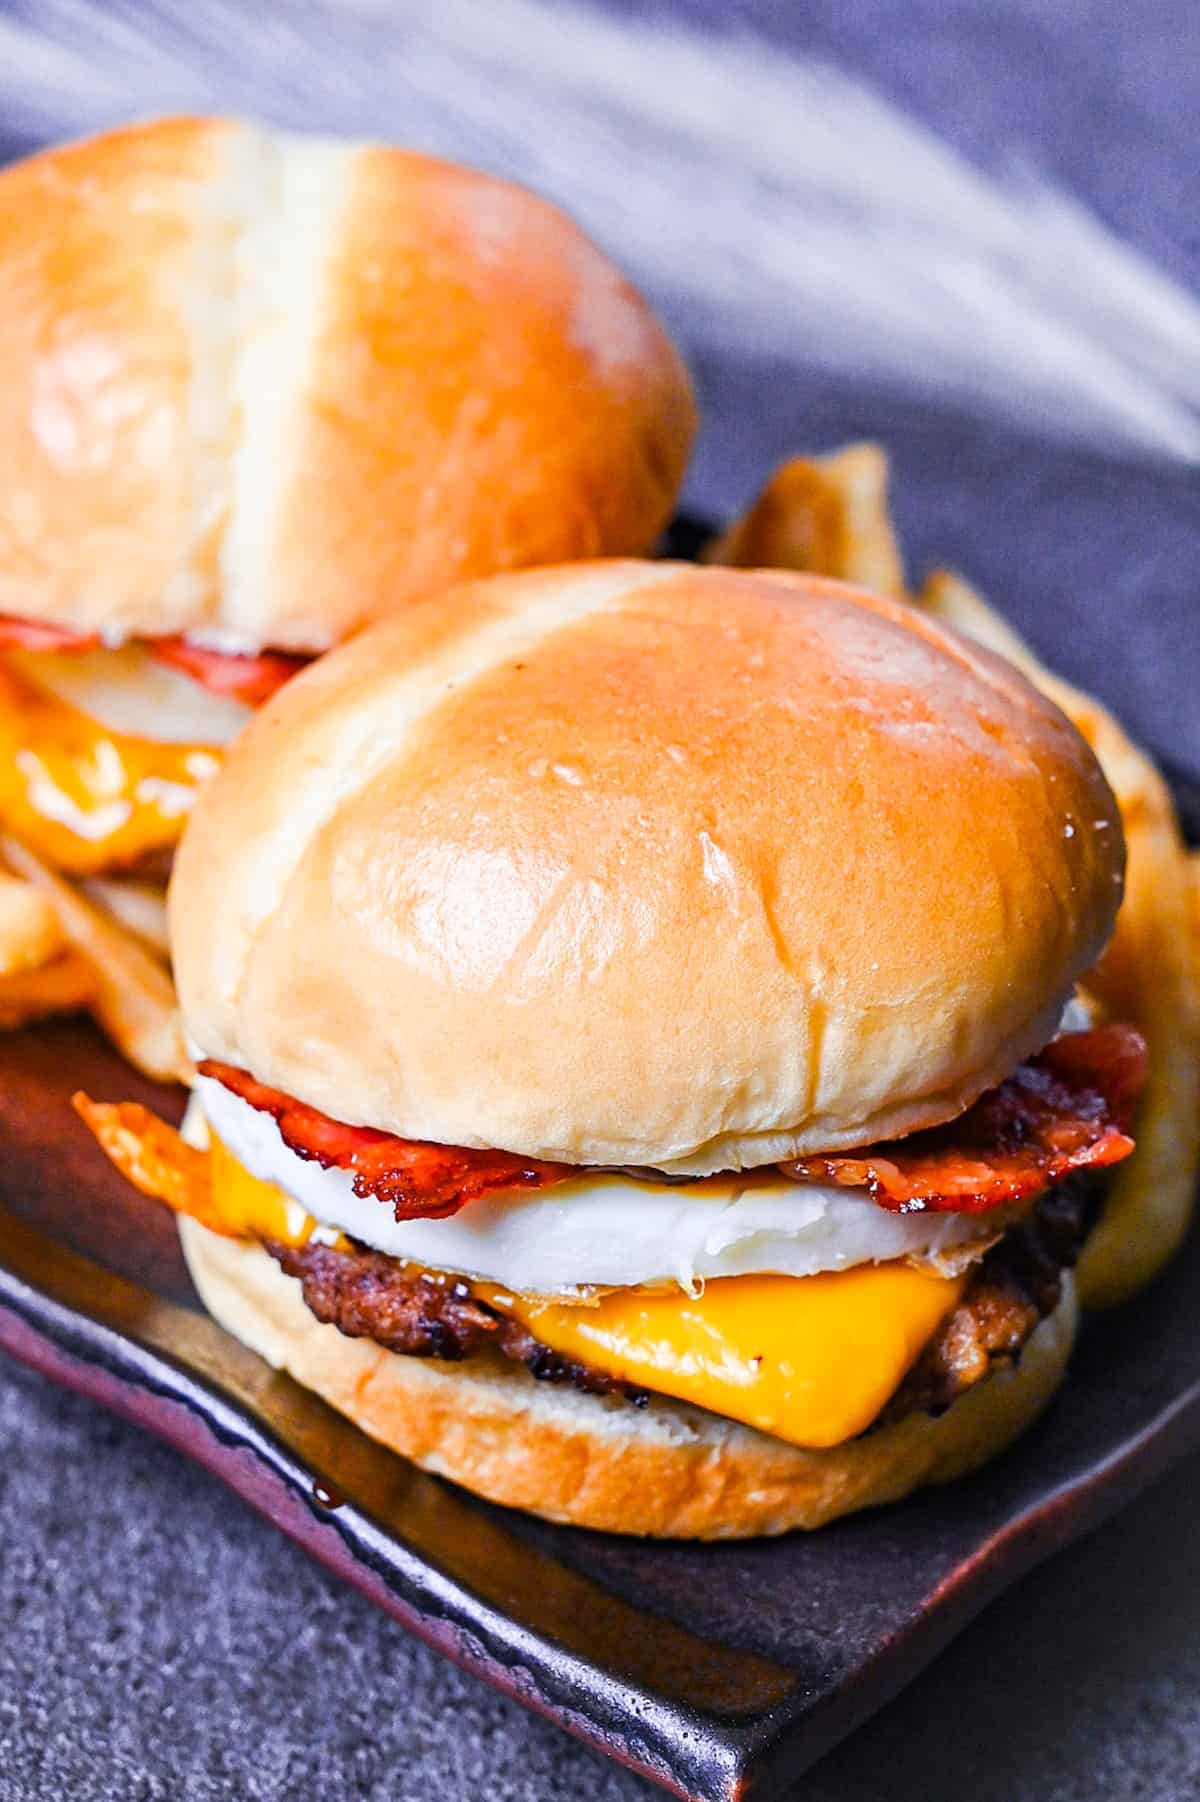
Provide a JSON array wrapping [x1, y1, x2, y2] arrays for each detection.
[[71, 1094, 234, 1236], [84, 1025, 1146, 1236], [782, 1025, 1147, 1213], [149, 638, 309, 706], [197, 1061, 576, 1221], [203, 1027, 1145, 1225], [0, 617, 100, 652], [0, 614, 306, 706]]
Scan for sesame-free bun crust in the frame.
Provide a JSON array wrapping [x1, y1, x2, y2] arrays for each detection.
[[181, 1217, 1078, 1537], [172, 562, 1124, 1171], [0, 118, 695, 650]]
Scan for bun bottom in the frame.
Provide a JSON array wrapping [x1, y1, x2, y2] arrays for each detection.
[[180, 1219, 1078, 1538]]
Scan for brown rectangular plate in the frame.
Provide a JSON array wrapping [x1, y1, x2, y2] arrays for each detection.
[[1, 773, 1198, 1802]]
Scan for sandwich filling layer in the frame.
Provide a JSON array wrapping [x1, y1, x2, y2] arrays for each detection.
[[194, 1071, 1003, 1292], [75, 1023, 1144, 1452], [203, 1120, 970, 1448], [0, 631, 301, 872]]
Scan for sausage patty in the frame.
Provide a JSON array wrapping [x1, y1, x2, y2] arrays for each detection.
[[881, 1173, 1092, 1422], [265, 1238, 649, 1405], [266, 1172, 1095, 1431]]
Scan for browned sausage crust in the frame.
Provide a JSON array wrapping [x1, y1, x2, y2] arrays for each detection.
[[264, 1239, 648, 1405], [266, 1172, 1097, 1433], [883, 1175, 1093, 1421]]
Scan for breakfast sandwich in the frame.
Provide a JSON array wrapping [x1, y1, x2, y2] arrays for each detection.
[[79, 561, 1147, 1536], [0, 117, 695, 1053]]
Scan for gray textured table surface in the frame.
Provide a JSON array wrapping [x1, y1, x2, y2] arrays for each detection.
[[2, 2, 1198, 1798]]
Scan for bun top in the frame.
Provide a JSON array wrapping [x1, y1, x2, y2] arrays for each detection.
[[0, 118, 695, 651], [171, 562, 1124, 1172]]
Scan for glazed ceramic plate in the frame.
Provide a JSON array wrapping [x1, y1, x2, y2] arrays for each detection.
[[1, 628, 1198, 1802]]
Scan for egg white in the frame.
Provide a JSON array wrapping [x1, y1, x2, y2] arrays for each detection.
[[9, 644, 253, 745], [195, 1075, 997, 1296]]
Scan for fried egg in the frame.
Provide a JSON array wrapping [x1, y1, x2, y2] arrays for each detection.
[[195, 1074, 999, 1295]]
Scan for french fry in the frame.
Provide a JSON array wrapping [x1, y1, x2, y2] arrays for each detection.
[[82, 877, 170, 961], [72, 1093, 225, 1232], [916, 569, 1200, 1309], [2, 836, 190, 1085], [704, 443, 906, 596], [915, 569, 1035, 670], [0, 868, 65, 976], [0, 952, 96, 1030]]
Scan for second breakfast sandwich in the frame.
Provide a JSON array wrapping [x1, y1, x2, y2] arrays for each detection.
[[0, 116, 694, 884], [79, 562, 1145, 1536]]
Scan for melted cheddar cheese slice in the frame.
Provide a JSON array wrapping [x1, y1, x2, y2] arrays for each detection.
[[208, 1133, 352, 1249], [208, 1133, 965, 1450], [506, 1267, 963, 1447], [0, 655, 224, 874]]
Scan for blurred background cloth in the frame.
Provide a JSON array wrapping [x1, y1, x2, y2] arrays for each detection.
[[1, 3, 1198, 1799]]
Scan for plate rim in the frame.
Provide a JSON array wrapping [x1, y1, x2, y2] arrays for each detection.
[[4, 1190, 1200, 1802]]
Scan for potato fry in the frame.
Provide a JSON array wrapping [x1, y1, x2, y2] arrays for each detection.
[[2, 836, 189, 1085], [916, 569, 1200, 1308], [915, 569, 1034, 670], [0, 868, 65, 976], [705, 443, 906, 596], [72, 1093, 226, 1231], [82, 877, 170, 960], [0, 952, 96, 1030]]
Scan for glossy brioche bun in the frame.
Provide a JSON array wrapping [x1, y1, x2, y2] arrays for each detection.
[[171, 561, 1124, 1173], [180, 1217, 1079, 1537], [0, 117, 695, 651]]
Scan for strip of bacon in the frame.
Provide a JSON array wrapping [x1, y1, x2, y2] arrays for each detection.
[[201, 1026, 1146, 1225], [71, 1093, 234, 1236], [781, 1025, 1147, 1213], [0, 614, 307, 704], [0, 616, 99, 652], [150, 638, 309, 706], [197, 1061, 575, 1220]]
